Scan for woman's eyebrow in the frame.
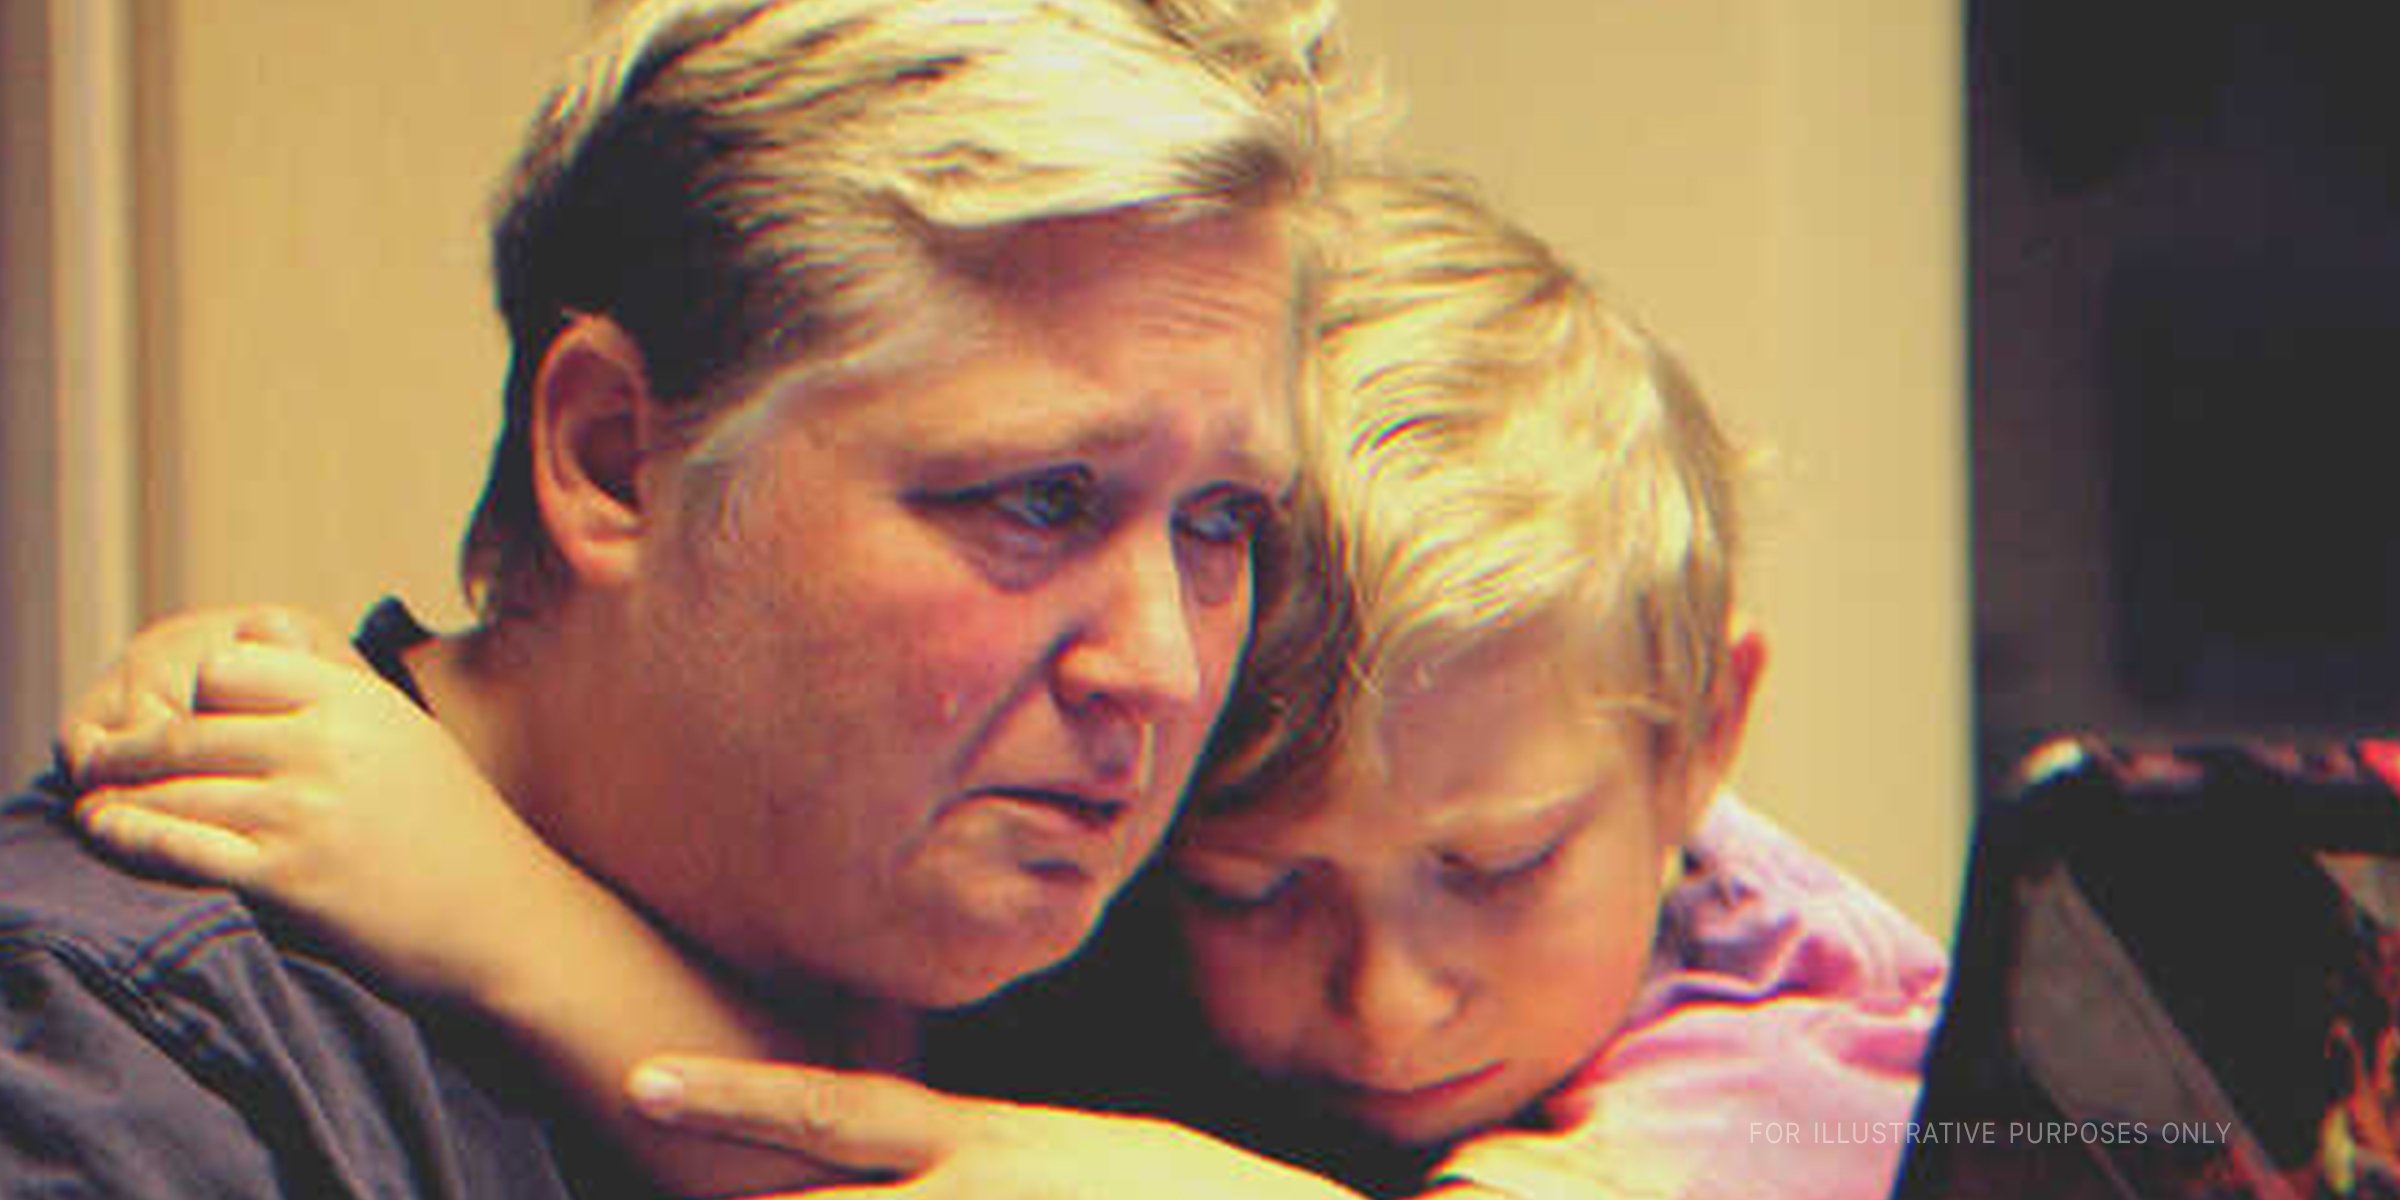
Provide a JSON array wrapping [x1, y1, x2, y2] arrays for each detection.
[[1219, 428, 1298, 494], [899, 412, 1154, 487]]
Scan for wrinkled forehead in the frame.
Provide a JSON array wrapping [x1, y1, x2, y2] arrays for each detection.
[[943, 207, 1304, 455], [708, 204, 1305, 455]]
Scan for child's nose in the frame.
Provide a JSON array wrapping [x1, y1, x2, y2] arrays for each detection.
[[1326, 917, 1463, 1069]]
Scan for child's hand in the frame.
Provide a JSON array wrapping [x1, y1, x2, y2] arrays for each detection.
[[72, 640, 561, 1007], [56, 604, 362, 779], [624, 1056, 1372, 1200], [76, 644, 860, 1200]]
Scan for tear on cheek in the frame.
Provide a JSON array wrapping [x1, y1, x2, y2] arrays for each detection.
[[915, 678, 990, 735]]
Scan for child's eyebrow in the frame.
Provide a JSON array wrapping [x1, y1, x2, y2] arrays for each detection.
[[1425, 786, 1600, 839]]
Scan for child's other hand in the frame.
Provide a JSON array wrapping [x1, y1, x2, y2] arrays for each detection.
[[72, 641, 554, 1006], [624, 1057, 1370, 1200], [56, 605, 361, 779]]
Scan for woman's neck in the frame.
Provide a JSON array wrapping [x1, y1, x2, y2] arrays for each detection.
[[407, 619, 928, 1078]]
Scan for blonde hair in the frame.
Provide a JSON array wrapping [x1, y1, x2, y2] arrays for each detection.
[[1202, 169, 1743, 807], [462, 0, 1347, 621]]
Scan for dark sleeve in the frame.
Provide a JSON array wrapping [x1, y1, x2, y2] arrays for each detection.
[[1, 937, 292, 1197], [1, 922, 589, 1199], [0, 855, 596, 1200]]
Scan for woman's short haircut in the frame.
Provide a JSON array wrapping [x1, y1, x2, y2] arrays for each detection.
[[462, 0, 1342, 622], [1200, 169, 1746, 811]]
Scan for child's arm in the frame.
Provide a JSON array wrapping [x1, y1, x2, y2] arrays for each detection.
[[621, 1055, 1408, 1200], [62, 617, 1517, 1200], [66, 617, 848, 1197]]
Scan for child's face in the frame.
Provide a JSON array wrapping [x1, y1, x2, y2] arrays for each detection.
[[1169, 622, 1727, 1149]]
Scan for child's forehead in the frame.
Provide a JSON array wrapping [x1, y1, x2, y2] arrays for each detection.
[[1185, 660, 1659, 852], [1367, 620, 1650, 755]]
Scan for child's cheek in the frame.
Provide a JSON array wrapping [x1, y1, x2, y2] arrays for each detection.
[[1517, 870, 1672, 1037], [1184, 922, 1306, 1064]]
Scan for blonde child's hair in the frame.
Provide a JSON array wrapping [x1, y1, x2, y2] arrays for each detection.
[[1201, 169, 1744, 808], [463, 0, 1355, 622]]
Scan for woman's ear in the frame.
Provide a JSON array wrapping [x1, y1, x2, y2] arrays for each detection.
[[1675, 616, 1767, 839], [527, 316, 659, 591]]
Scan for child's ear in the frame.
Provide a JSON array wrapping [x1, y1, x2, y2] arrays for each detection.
[[1675, 616, 1767, 839], [527, 315, 661, 591]]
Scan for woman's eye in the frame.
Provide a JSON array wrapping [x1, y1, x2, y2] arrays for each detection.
[[987, 467, 1101, 532], [921, 466, 1101, 542], [1439, 839, 1564, 899], [1170, 865, 1300, 916], [1176, 488, 1273, 547]]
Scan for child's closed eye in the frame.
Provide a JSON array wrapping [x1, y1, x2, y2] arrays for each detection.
[[1435, 837, 1566, 900], [1168, 861, 1301, 917]]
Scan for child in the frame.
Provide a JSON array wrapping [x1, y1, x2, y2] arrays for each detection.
[[66, 169, 1945, 1198], [1143, 168, 1946, 1195]]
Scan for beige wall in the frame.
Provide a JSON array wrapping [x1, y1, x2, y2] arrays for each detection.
[[136, 0, 589, 630], [16, 0, 1970, 938], [1345, 0, 1970, 937]]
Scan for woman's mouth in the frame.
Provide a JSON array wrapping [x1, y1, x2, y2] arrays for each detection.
[[983, 787, 1130, 831], [958, 787, 1137, 883]]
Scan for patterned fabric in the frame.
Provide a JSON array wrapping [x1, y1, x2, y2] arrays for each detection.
[[1898, 737, 2400, 1200]]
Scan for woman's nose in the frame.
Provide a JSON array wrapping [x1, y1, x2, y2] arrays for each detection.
[[1055, 528, 1205, 718]]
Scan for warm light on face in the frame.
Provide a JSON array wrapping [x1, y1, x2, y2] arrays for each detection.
[[594, 209, 1300, 1009], [1171, 622, 1701, 1148]]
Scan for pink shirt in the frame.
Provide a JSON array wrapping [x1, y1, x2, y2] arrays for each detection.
[[1435, 797, 1948, 1198]]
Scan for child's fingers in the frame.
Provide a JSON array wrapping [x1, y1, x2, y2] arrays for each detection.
[[58, 678, 129, 744], [57, 720, 110, 784], [75, 712, 296, 787], [232, 607, 317, 649], [120, 634, 211, 722], [78, 800, 266, 886], [192, 641, 351, 714], [626, 1057, 955, 1175], [54, 665, 176, 768], [233, 606, 366, 671], [76, 776, 294, 838], [55, 607, 351, 780], [55, 686, 187, 785]]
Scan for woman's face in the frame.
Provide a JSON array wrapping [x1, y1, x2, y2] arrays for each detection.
[[599, 209, 1300, 1008], [1169, 624, 1714, 1148]]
